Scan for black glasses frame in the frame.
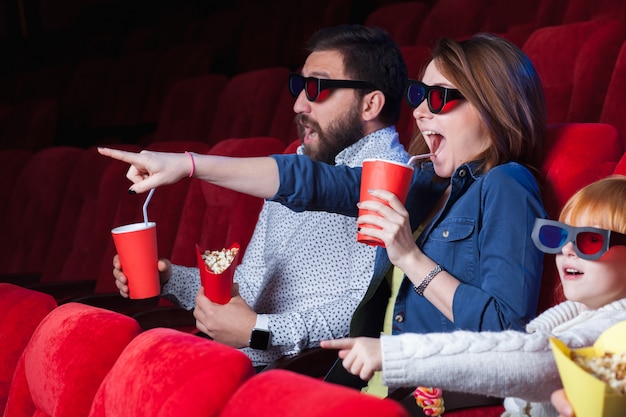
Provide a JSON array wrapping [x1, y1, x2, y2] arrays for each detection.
[[405, 79, 465, 113], [531, 218, 626, 261], [289, 73, 376, 102]]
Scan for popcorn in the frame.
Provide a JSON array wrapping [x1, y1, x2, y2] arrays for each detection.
[[201, 247, 239, 274], [572, 350, 626, 395]]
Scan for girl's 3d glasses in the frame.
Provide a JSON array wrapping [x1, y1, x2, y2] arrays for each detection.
[[531, 218, 626, 260]]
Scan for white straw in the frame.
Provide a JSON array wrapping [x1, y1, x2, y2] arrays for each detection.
[[407, 152, 435, 166], [143, 188, 155, 226]]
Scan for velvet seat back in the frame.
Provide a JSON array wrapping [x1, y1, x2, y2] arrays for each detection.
[[207, 68, 291, 147], [3, 303, 141, 417], [88, 328, 254, 417], [170, 137, 287, 267], [0, 146, 83, 275], [538, 122, 624, 312], [219, 370, 409, 417], [0, 284, 57, 416], [522, 19, 624, 124]]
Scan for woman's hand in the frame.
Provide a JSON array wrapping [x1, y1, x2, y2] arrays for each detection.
[[357, 189, 421, 267], [98, 148, 191, 193], [321, 337, 383, 381]]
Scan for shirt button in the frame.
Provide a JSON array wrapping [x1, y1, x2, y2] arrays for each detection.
[[459, 169, 466, 177], [394, 314, 404, 323], [442, 230, 449, 238]]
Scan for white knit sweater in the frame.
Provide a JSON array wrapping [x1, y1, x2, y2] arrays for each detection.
[[381, 298, 626, 417]]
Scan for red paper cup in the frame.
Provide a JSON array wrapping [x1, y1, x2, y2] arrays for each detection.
[[111, 222, 160, 299], [358, 159, 414, 247], [196, 243, 241, 305]]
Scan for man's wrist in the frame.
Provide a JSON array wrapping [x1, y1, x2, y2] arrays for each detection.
[[249, 314, 271, 350]]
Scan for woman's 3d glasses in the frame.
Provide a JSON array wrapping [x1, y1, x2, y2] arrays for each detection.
[[289, 73, 376, 102], [405, 80, 465, 113], [531, 218, 626, 260]]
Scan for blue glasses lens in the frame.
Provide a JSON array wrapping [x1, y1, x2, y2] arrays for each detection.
[[289, 76, 304, 97], [407, 84, 426, 107], [539, 225, 569, 249]]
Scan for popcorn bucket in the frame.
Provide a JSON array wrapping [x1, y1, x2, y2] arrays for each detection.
[[550, 321, 626, 417], [196, 243, 241, 305]]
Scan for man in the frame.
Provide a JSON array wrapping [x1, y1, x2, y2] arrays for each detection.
[[112, 24, 408, 369]]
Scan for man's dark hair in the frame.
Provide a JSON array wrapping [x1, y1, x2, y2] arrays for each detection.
[[307, 24, 407, 126]]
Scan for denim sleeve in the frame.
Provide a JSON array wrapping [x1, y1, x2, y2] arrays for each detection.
[[452, 165, 546, 331], [269, 154, 362, 217]]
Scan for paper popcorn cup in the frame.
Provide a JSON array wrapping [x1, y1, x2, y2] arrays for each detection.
[[550, 321, 626, 417], [196, 243, 241, 304], [358, 159, 414, 247], [111, 222, 160, 299]]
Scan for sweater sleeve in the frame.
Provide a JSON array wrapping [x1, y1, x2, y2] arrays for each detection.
[[381, 304, 626, 402], [381, 330, 560, 402]]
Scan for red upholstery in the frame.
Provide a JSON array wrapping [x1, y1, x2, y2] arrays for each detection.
[[0, 146, 83, 275], [0, 284, 57, 416], [170, 137, 287, 267], [88, 328, 255, 417], [522, 19, 624, 124], [220, 370, 409, 417], [0, 98, 59, 152], [141, 44, 213, 126], [414, 0, 491, 46], [3, 303, 141, 417], [365, 2, 431, 46], [153, 74, 229, 144], [562, 0, 626, 23], [614, 153, 626, 175], [0, 149, 31, 222], [600, 41, 626, 147], [479, 0, 542, 35], [208, 68, 291, 147], [38, 146, 117, 285], [538, 123, 623, 312]]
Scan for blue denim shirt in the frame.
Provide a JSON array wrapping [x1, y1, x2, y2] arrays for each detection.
[[271, 155, 546, 336]]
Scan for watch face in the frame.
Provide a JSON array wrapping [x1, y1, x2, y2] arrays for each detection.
[[250, 329, 271, 350]]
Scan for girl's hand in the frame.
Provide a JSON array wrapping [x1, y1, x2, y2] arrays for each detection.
[[321, 337, 383, 381]]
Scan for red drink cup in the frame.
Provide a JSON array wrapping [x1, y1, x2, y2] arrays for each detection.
[[358, 159, 414, 247], [111, 222, 160, 299]]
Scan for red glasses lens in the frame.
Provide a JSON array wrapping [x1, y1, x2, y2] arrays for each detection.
[[429, 89, 445, 112], [576, 232, 605, 255], [305, 80, 319, 101]]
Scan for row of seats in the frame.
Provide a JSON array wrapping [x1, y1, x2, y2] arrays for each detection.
[[3, 0, 626, 153], [3, 20, 626, 154], [0, 289, 409, 417]]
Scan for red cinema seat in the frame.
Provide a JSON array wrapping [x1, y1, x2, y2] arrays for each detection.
[[88, 328, 254, 417], [3, 303, 141, 417], [0, 284, 57, 416], [219, 370, 409, 417]]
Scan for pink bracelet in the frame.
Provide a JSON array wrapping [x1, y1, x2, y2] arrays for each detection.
[[185, 151, 195, 178]]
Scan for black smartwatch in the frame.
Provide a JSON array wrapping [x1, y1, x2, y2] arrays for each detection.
[[249, 315, 271, 350]]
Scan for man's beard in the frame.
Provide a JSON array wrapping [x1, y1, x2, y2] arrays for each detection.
[[295, 107, 364, 164]]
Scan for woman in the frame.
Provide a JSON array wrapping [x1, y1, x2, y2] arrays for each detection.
[[99, 32, 547, 370]]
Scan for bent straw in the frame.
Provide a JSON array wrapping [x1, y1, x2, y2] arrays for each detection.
[[143, 188, 155, 226], [407, 152, 435, 166]]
